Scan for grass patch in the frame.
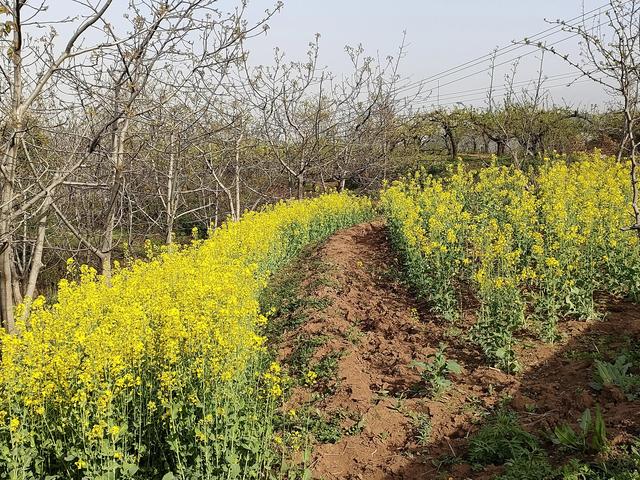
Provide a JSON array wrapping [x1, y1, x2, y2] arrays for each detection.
[[468, 409, 543, 466]]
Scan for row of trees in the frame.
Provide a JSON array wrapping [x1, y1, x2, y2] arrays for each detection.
[[392, 106, 601, 162], [0, 0, 638, 332]]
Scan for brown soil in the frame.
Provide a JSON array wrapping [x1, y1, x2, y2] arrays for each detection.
[[275, 221, 640, 480]]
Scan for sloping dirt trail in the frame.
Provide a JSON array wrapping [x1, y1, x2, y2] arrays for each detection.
[[277, 221, 453, 479]]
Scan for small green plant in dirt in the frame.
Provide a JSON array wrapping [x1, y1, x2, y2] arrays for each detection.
[[564, 334, 619, 362], [497, 454, 555, 480], [411, 344, 462, 396], [443, 325, 464, 340], [288, 335, 328, 377], [468, 409, 542, 466], [304, 407, 365, 438], [431, 454, 460, 471], [461, 394, 488, 420], [341, 410, 366, 436], [411, 413, 432, 446], [565, 347, 605, 363], [308, 271, 340, 290], [309, 413, 343, 443], [297, 350, 343, 396], [345, 325, 364, 344], [550, 406, 608, 453], [590, 355, 639, 400], [276, 407, 343, 445], [314, 351, 342, 381], [304, 296, 333, 310], [560, 439, 640, 480]]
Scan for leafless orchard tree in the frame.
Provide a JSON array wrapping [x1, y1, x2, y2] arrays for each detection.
[[241, 37, 398, 199], [526, 0, 640, 229], [0, 0, 279, 330], [326, 41, 409, 190]]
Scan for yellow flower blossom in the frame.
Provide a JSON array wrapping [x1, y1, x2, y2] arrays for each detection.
[[0, 192, 373, 476], [9, 418, 19, 433]]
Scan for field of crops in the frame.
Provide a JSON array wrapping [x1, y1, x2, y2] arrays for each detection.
[[1, 152, 640, 479], [0, 193, 372, 479], [382, 152, 640, 372]]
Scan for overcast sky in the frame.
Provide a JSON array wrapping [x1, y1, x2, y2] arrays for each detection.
[[49, 0, 613, 108], [242, 0, 612, 108]]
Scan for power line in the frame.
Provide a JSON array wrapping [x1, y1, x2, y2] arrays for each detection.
[[425, 30, 590, 93], [394, 0, 617, 95], [424, 72, 579, 103], [396, 18, 606, 99], [392, 0, 624, 97], [414, 77, 597, 108]]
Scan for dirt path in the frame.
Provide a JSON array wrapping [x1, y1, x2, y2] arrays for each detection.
[[273, 221, 640, 480], [277, 221, 431, 479]]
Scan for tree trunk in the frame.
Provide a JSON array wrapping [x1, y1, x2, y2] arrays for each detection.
[[166, 132, 176, 244], [101, 210, 115, 281], [102, 118, 129, 281], [234, 133, 243, 221], [214, 184, 220, 228], [297, 172, 304, 200], [339, 172, 347, 192], [444, 126, 457, 161], [20, 196, 52, 319], [0, 141, 17, 332], [1, 2, 25, 331]]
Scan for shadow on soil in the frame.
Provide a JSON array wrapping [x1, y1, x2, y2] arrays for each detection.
[[389, 295, 640, 480]]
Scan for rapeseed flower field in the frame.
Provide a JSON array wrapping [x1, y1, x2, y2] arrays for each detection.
[[0, 192, 372, 479], [382, 152, 640, 372]]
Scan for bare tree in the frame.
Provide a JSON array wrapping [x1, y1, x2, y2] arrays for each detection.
[[0, 0, 279, 329], [525, 0, 640, 230]]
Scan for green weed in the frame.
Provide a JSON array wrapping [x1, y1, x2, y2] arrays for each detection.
[[591, 355, 639, 400], [550, 406, 608, 453], [411, 344, 462, 396], [468, 409, 541, 466]]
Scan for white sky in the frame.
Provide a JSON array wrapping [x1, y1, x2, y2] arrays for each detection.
[[242, 0, 612, 109], [45, 0, 615, 109]]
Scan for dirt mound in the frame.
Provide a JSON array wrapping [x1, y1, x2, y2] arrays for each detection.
[[277, 221, 433, 479], [274, 221, 640, 480]]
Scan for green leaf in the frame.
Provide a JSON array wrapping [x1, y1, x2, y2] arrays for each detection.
[[591, 405, 607, 452], [446, 360, 462, 374], [227, 463, 241, 478], [122, 464, 139, 476], [579, 408, 592, 435]]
